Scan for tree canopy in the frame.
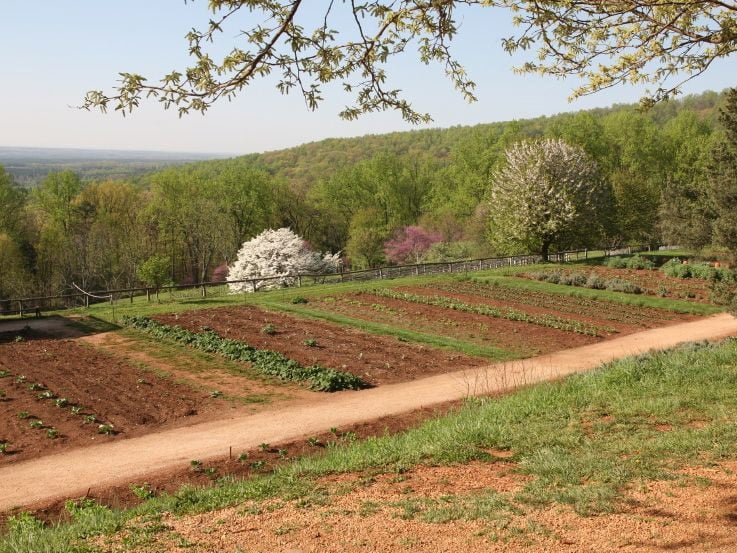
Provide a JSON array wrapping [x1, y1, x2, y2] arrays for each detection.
[[83, 1, 737, 122], [488, 138, 611, 259]]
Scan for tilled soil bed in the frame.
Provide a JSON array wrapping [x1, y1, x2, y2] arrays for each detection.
[[415, 280, 693, 328], [152, 306, 486, 385], [0, 339, 212, 464], [310, 292, 603, 356], [393, 284, 696, 334]]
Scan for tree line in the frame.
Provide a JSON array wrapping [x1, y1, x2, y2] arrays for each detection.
[[1, 89, 735, 301]]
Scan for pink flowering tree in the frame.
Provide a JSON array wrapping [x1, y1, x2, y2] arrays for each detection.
[[384, 226, 442, 265]]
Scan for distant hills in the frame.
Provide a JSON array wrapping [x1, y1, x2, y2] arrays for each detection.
[[0, 146, 230, 186]]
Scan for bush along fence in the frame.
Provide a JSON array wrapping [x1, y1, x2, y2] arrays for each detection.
[[124, 316, 367, 392], [1, 244, 652, 317]]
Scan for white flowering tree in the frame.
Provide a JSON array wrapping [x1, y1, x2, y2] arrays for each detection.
[[488, 139, 610, 260], [228, 228, 340, 292]]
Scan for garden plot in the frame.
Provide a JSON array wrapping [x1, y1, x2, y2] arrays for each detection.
[[308, 291, 602, 357], [0, 339, 212, 464], [305, 279, 698, 357], [151, 306, 485, 386], [403, 281, 695, 330], [521, 266, 711, 301]]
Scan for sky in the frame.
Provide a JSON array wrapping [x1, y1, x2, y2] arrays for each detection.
[[1, 1, 735, 156]]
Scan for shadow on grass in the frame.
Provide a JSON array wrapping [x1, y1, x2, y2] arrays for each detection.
[[0, 315, 120, 343]]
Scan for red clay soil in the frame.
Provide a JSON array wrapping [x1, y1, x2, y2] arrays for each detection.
[[0, 338, 213, 465], [312, 292, 601, 356], [11, 401, 462, 526], [2, 313, 736, 518], [419, 280, 691, 327], [393, 285, 696, 335], [122, 459, 737, 553], [153, 306, 485, 385], [522, 267, 711, 301]]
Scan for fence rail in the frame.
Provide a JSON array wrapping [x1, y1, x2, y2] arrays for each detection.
[[1, 244, 653, 318]]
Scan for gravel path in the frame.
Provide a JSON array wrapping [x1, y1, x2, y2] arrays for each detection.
[[1, 313, 736, 513]]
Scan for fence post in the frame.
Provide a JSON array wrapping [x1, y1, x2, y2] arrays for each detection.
[[201, 284, 207, 298], [19, 300, 24, 318], [85, 295, 90, 308], [378, 268, 383, 279], [146, 288, 151, 302], [449, 263, 453, 273], [297, 274, 302, 287], [129, 291, 134, 304], [250, 280, 257, 293]]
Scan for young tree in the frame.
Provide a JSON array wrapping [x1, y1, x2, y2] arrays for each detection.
[[384, 226, 442, 265], [228, 228, 340, 292], [345, 208, 388, 269], [137, 255, 172, 300], [488, 138, 610, 260], [84, 2, 737, 122]]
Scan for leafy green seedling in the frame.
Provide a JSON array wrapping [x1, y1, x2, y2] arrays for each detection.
[[260, 323, 277, 335], [97, 423, 115, 435]]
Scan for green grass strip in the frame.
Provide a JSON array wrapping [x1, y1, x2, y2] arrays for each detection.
[[124, 316, 367, 392]]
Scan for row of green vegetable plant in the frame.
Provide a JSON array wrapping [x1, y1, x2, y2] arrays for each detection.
[[123, 316, 367, 392], [430, 280, 674, 325], [369, 289, 613, 336]]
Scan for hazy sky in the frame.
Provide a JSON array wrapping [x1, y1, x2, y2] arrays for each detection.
[[1, 1, 735, 155]]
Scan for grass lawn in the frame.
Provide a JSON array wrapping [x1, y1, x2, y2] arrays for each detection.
[[3, 338, 737, 552]]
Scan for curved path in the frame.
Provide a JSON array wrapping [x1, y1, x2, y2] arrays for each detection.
[[2, 313, 737, 513]]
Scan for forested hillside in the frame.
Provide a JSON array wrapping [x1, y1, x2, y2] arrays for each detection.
[[0, 89, 733, 301]]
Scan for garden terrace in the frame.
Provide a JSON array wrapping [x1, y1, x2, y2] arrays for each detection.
[[403, 281, 696, 331], [150, 305, 487, 386], [0, 339, 212, 464]]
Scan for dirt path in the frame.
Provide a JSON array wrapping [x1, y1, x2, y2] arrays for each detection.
[[2, 313, 736, 513]]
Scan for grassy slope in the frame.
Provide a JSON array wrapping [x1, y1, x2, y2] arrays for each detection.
[[3, 338, 737, 551]]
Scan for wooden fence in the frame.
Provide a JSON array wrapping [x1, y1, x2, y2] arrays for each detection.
[[1, 244, 651, 318]]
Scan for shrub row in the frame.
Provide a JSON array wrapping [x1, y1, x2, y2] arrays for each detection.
[[372, 289, 611, 336], [661, 258, 736, 282], [527, 271, 643, 295], [123, 316, 367, 392], [605, 255, 655, 270]]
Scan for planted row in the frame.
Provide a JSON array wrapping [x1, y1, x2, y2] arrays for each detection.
[[371, 289, 612, 336], [436, 279, 674, 324], [526, 270, 643, 295], [124, 316, 367, 392]]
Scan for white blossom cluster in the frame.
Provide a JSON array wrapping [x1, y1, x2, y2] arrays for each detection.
[[489, 138, 604, 255], [228, 228, 340, 293]]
